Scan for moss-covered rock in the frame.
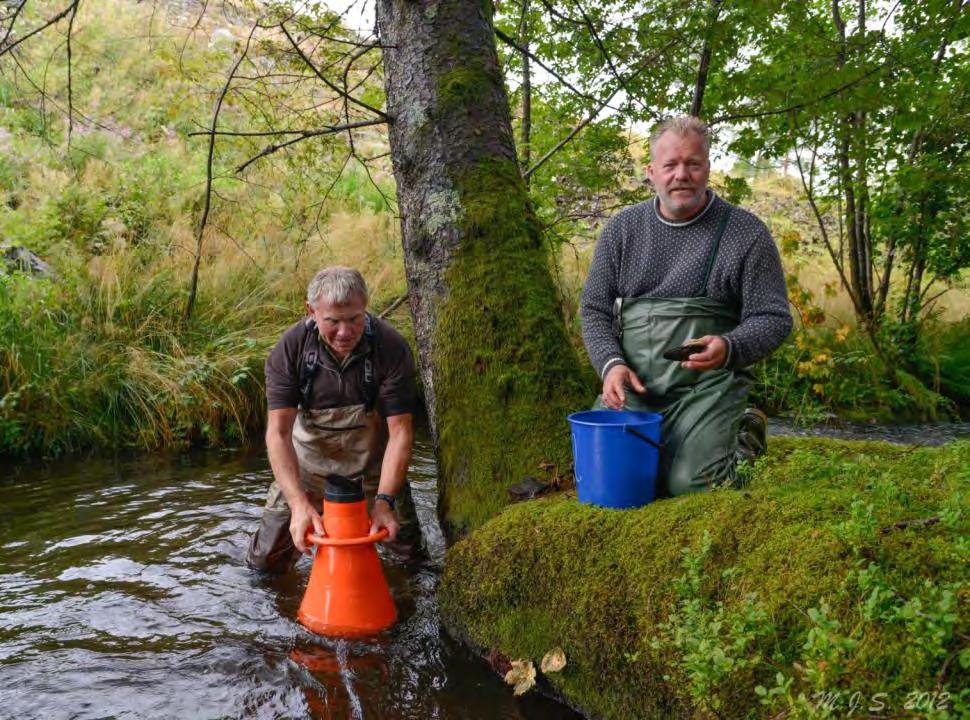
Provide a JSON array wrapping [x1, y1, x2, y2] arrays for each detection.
[[440, 438, 969, 719]]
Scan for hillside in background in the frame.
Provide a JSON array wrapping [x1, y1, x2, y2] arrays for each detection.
[[0, 0, 967, 457]]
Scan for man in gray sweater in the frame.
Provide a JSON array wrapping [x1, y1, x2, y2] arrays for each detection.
[[580, 116, 792, 495]]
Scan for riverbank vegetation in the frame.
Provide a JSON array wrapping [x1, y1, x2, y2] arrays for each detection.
[[0, 0, 967, 462], [0, 1, 406, 456], [440, 437, 969, 719]]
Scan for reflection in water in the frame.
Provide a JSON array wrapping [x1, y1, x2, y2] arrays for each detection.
[[0, 441, 580, 720]]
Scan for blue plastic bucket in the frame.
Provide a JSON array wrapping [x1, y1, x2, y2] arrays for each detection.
[[567, 410, 663, 509]]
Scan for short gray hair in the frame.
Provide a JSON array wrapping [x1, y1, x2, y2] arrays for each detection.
[[649, 116, 711, 156], [306, 266, 368, 307]]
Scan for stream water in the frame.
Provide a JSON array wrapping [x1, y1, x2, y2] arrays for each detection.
[[767, 417, 970, 446], [0, 440, 581, 720], [4, 421, 966, 719]]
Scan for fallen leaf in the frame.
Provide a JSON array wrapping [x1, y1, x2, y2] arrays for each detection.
[[504, 659, 536, 696], [541, 647, 567, 673], [488, 649, 511, 675]]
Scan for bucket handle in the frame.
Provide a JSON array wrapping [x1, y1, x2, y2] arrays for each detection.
[[623, 425, 663, 451]]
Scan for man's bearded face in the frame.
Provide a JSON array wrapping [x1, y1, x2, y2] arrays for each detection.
[[647, 130, 711, 221]]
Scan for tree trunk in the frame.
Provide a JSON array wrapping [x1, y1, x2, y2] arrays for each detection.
[[375, 0, 591, 536], [690, 0, 721, 118], [519, 0, 532, 182]]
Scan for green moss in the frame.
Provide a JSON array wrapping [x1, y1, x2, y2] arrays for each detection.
[[436, 63, 499, 113], [440, 437, 969, 719], [433, 158, 593, 534]]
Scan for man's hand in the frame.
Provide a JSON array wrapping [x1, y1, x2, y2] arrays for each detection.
[[680, 335, 727, 371], [369, 500, 400, 542], [602, 364, 646, 410], [289, 498, 325, 555]]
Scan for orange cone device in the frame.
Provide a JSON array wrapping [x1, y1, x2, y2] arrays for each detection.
[[297, 477, 397, 638]]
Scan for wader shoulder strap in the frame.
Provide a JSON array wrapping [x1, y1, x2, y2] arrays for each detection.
[[362, 313, 377, 412], [299, 318, 321, 411], [694, 206, 732, 298], [299, 315, 379, 412]]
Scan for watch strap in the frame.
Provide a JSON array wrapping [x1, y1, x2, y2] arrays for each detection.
[[374, 493, 396, 511]]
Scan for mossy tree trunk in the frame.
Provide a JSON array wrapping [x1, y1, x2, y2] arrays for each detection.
[[375, 0, 591, 535]]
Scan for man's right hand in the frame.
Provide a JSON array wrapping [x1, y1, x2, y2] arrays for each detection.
[[289, 498, 325, 555], [602, 364, 646, 410]]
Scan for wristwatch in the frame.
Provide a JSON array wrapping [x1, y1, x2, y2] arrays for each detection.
[[374, 493, 397, 511]]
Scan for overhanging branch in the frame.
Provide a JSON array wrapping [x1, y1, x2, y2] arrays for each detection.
[[188, 119, 387, 140], [523, 38, 676, 179], [710, 62, 887, 124], [494, 27, 622, 113], [233, 118, 388, 174], [279, 22, 388, 122], [0, 1, 77, 57]]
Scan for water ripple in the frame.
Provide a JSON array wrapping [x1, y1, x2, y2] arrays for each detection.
[[0, 442, 579, 720]]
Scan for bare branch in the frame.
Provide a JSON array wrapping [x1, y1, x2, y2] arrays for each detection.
[[0, 0, 28, 51], [566, 0, 657, 119], [0, 1, 77, 57], [280, 22, 388, 121], [189, 119, 387, 139], [356, 152, 396, 211], [710, 62, 886, 124], [346, 59, 382, 95], [176, 0, 212, 74], [65, 0, 79, 153], [233, 118, 387, 174], [880, 516, 940, 534], [920, 285, 950, 314], [6, 43, 115, 139], [378, 294, 408, 319], [302, 33, 386, 50], [792, 131, 861, 317], [494, 27, 622, 113], [690, 0, 724, 118], [536, 0, 587, 28], [524, 39, 675, 178], [211, 221, 260, 268], [185, 21, 259, 321], [189, 0, 211, 33], [524, 103, 602, 179]]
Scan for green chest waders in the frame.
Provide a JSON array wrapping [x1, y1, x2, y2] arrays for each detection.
[[594, 208, 753, 496]]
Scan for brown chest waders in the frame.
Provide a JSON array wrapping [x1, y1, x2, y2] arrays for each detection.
[[247, 322, 423, 573]]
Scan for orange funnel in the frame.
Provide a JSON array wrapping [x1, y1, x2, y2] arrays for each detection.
[[297, 496, 397, 638]]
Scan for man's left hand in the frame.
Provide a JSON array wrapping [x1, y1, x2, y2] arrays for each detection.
[[680, 335, 727, 371], [370, 500, 400, 542]]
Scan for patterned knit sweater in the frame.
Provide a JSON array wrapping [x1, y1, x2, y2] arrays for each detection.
[[580, 192, 793, 377]]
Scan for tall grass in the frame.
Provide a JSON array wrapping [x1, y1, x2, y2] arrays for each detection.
[[0, 0, 411, 456], [0, 208, 406, 457], [1, 0, 967, 460]]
